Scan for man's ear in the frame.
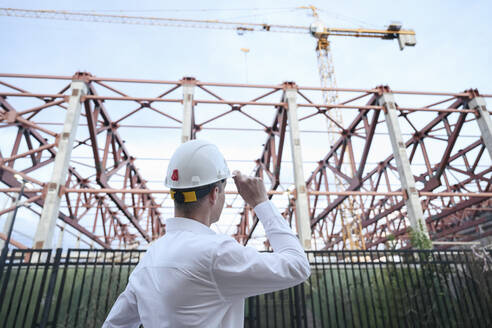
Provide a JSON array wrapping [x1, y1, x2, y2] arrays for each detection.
[[209, 186, 219, 205]]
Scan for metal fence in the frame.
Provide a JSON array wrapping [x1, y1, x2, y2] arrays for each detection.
[[1, 248, 491, 327]]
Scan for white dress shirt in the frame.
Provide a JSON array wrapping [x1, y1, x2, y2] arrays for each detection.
[[103, 200, 311, 327]]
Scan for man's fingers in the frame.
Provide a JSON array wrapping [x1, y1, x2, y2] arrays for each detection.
[[232, 170, 242, 181], [232, 170, 247, 184], [232, 170, 244, 192]]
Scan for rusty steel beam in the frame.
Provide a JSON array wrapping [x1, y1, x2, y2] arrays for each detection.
[[306, 91, 492, 249], [0, 78, 164, 247], [82, 82, 164, 242], [309, 94, 380, 226], [0, 95, 113, 247], [234, 89, 287, 245], [1, 72, 491, 250]]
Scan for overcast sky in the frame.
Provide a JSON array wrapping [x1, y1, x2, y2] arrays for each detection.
[[1, 0, 490, 90], [0, 0, 491, 249]]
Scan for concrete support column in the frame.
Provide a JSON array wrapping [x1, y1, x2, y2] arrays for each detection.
[[284, 85, 312, 249], [181, 78, 195, 143], [469, 97, 492, 160], [0, 195, 15, 249], [33, 81, 88, 249], [379, 92, 429, 237]]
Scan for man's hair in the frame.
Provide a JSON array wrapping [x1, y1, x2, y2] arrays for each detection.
[[173, 179, 225, 216]]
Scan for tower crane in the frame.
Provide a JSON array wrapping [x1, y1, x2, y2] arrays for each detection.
[[0, 8, 416, 46], [0, 7, 417, 249]]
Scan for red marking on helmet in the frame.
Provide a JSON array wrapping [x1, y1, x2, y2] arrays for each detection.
[[171, 169, 179, 181]]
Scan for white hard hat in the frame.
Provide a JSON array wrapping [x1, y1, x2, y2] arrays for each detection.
[[165, 140, 230, 189]]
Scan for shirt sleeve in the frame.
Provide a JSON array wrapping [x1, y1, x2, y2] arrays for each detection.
[[211, 200, 311, 300], [102, 284, 141, 328]]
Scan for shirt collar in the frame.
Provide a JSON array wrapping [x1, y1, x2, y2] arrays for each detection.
[[165, 217, 216, 235]]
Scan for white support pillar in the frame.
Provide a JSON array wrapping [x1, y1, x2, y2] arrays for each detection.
[[379, 93, 429, 237], [0, 195, 15, 249], [182, 78, 195, 143], [469, 97, 492, 160], [284, 86, 312, 249], [33, 81, 87, 249]]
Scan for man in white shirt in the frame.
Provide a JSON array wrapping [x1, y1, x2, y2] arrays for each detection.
[[103, 140, 311, 327]]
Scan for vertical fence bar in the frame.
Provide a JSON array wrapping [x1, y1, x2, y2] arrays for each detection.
[[255, 295, 261, 327], [411, 251, 424, 325], [425, 250, 447, 325], [39, 248, 62, 328], [52, 248, 69, 328], [23, 250, 40, 327], [440, 251, 462, 325], [0, 250, 16, 317], [449, 250, 474, 325], [306, 256, 317, 328], [31, 250, 52, 327], [400, 251, 417, 327], [280, 288, 286, 327], [341, 251, 355, 327], [301, 283, 309, 328], [293, 284, 302, 328], [312, 252, 323, 327], [320, 252, 330, 327], [5, 250, 23, 324], [74, 250, 90, 325], [430, 251, 452, 325], [94, 251, 107, 327], [13, 250, 32, 325], [362, 251, 379, 327], [288, 286, 295, 327], [437, 251, 459, 325], [347, 252, 363, 328], [378, 250, 394, 328], [82, 249, 98, 327], [323, 252, 337, 327], [64, 249, 79, 326], [462, 250, 486, 322], [334, 252, 348, 327], [388, 251, 407, 328], [103, 251, 116, 314], [355, 251, 372, 326]]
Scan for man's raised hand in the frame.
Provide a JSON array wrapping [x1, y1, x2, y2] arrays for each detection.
[[232, 170, 268, 208]]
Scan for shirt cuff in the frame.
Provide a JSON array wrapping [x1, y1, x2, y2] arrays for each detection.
[[253, 200, 276, 219], [253, 200, 291, 232]]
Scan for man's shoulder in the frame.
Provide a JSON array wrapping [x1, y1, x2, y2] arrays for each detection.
[[150, 231, 237, 256]]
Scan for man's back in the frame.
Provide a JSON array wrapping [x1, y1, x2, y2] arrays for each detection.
[[130, 219, 241, 327], [103, 201, 310, 327]]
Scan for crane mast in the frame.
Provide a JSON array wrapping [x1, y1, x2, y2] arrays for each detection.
[[301, 6, 367, 249]]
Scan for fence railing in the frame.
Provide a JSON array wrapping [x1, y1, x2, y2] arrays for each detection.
[[1, 249, 491, 327]]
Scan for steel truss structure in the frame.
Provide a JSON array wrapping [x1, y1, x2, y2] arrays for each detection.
[[0, 72, 491, 250]]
